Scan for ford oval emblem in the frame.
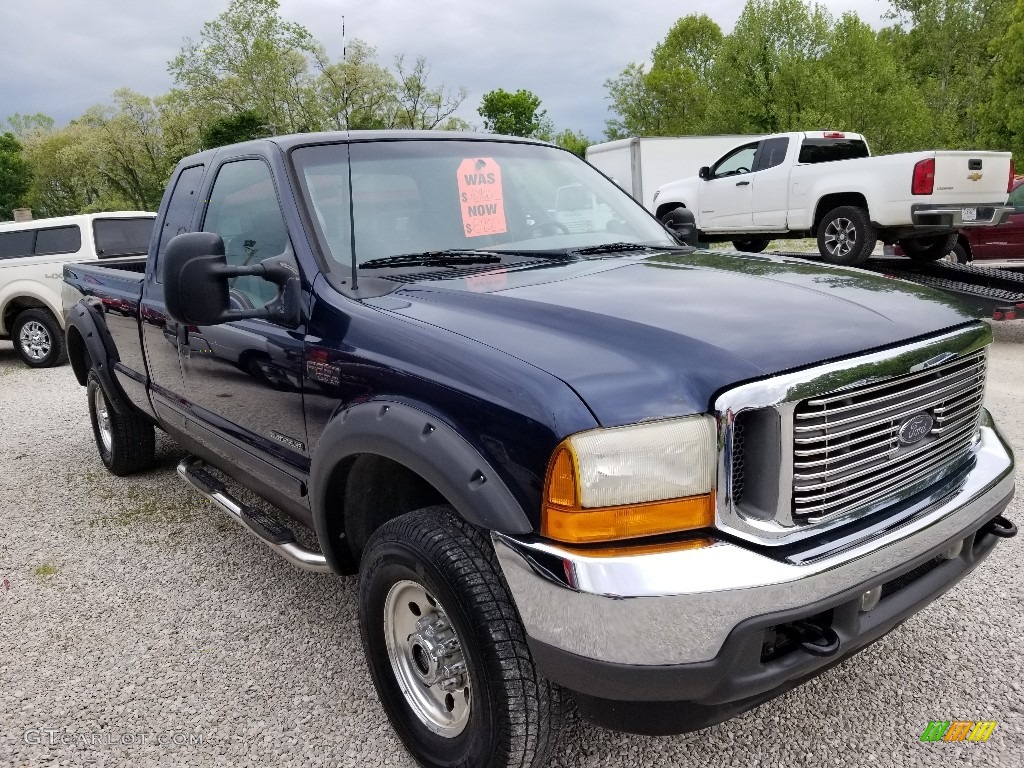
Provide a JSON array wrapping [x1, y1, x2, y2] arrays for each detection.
[[898, 413, 934, 445]]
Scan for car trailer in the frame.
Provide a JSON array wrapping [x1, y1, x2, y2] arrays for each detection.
[[771, 252, 1024, 321]]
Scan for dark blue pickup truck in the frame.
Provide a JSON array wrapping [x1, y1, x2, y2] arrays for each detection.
[[62, 131, 1016, 768]]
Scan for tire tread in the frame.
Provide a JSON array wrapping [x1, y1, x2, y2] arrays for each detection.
[[361, 507, 564, 768], [87, 370, 155, 476]]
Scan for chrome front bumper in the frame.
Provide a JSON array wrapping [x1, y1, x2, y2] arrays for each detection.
[[494, 411, 1014, 666]]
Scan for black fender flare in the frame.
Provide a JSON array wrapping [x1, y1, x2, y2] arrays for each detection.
[[66, 299, 133, 415], [310, 400, 534, 570]]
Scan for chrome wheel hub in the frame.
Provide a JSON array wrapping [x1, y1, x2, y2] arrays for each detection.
[[93, 386, 113, 453], [823, 218, 857, 258], [19, 320, 51, 361], [384, 580, 471, 737]]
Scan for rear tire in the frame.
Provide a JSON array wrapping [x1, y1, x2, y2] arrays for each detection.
[[359, 506, 564, 768], [949, 241, 970, 264], [731, 237, 771, 253], [87, 370, 155, 476], [899, 233, 959, 262], [816, 206, 877, 265], [11, 308, 67, 368]]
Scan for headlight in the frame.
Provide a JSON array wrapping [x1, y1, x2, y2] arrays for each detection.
[[541, 415, 717, 544]]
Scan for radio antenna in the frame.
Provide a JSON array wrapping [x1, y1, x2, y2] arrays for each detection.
[[342, 15, 348, 132]]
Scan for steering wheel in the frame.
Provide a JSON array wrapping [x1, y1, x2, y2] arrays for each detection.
[[526, 220, 570, 238], [734, 167, 750, 175]]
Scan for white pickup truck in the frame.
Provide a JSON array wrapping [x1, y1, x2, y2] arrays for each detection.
[[652, 131, 1015, 265], [0, 212, 154, 367]]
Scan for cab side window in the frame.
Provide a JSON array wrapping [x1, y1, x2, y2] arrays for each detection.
[[155, 164, 205, 282], [713, 144, 758, 179], [754, 137, 790, 172], [203, 159, 292, 311]]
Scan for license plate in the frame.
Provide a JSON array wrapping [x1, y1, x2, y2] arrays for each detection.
[[962, 207, 977, 222]]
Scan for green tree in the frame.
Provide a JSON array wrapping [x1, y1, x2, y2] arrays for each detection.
[[882, 0, 1014, 148], [605, 15, 723, 138], [315, 39, 397, 130], [604, 63, 663, 139], [478, 88, 548, 137], [6, 113, 55, 140], [709, 0, 832, 134], [0, 132, 32, 219], [21, 124, 104, 216], [388, 56, 468, 130], [200, 110, 272, 149], [983, 0, 1024, 158], [552, 129, 591, 158], [816, 14, 930, 153], [77, 89, 178, 210], [168, 0, 324, 134]]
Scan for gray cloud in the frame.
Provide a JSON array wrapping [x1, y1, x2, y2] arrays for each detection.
[[0, 0, 888, 140]]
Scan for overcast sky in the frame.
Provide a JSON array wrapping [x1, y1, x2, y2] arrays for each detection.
[[0, 0, 890, 140]]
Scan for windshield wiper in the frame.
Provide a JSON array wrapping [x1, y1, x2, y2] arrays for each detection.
[[566, 242, 655, 256], [359, 250, 503, 270]]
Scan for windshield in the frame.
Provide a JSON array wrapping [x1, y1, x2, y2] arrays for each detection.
[[291, 139, 675, 270]]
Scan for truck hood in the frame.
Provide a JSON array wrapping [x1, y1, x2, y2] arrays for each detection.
[[374, 250, 976, 427]]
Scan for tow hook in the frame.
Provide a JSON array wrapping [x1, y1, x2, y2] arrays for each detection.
[[985, 515, 1018, 539], [781, 620, 841, 658]]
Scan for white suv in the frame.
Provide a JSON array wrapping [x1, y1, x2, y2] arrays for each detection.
[[0, 212, 155, 367]]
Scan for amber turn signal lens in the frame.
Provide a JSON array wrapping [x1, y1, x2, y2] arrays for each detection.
[[541, 493, 715, 544], [546, 446, 578, 508]]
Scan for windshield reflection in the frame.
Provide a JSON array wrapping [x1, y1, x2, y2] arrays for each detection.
[[291, 139, 675, 270]]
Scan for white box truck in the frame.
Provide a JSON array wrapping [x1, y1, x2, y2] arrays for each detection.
[[585, 136, 762, 212]]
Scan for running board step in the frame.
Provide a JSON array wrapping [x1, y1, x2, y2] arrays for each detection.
[[176, 458, 330, 573]]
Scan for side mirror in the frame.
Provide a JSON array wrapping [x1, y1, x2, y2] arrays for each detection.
[[661, 207, 698, 247], [163, 232, 300, 327], [698, 166, 711, 181]]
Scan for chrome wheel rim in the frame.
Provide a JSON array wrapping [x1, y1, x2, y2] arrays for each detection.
[[93, 385, 113, 453], [383, 579, 471, 737], [18, 320, 51, 361], [823, 218, 857, 259]]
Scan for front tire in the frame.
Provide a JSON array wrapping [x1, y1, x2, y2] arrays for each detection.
[[87, 370, 155, 476], [11, 308, 68, 368], [731, 236, 771, 253], [899, 233, 960, 262], [816, 206, 877, 265], [359, 507, 563, 768]]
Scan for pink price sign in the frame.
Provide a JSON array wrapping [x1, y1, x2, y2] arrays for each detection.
[[457, 158, 507, 238]]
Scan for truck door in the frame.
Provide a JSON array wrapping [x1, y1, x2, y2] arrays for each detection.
[[178, 157, 311, 507], [750, 137, 791, 229], [142, 163, 206, 412], [698, 142, 758, 230]]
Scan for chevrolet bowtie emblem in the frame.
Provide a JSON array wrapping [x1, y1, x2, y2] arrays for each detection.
[[967, 172, 983, 181]]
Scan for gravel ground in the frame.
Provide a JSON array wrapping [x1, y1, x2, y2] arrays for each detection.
[[1, 323, 1022, 768]]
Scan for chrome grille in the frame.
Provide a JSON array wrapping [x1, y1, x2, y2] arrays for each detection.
[[791, 349, 986, 523], [731, 413, 748, 505]]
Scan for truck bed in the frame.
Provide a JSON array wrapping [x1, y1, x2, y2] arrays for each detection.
[[62, 257, 149, 392]]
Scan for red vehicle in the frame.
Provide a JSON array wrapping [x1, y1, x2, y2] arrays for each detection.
[[887, 177, 1024, 265]]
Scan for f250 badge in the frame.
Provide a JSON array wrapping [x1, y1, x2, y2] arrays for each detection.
[[898, 413, 934, 445], [269, 431, 305, 451]]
